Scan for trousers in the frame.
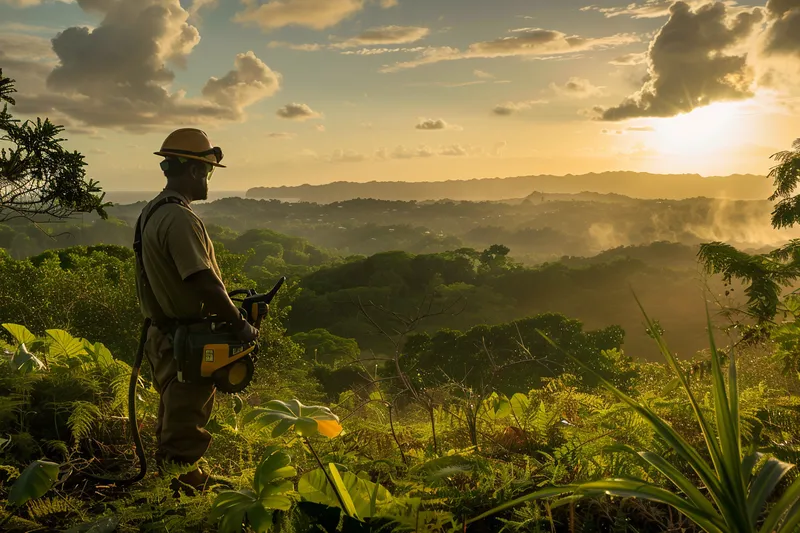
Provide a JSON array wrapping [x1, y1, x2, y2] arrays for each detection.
[[143, 325, 216, 467]]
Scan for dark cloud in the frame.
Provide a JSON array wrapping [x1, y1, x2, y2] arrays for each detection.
[[597, 1, 763, 121], [276, 103, 322, 120], [762, 0, 800, 57]]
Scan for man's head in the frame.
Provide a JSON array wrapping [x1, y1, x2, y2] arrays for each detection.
[[155, 128, 225, 202]]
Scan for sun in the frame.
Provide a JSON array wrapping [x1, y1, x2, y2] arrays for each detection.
[[648, 101, 751, 158]]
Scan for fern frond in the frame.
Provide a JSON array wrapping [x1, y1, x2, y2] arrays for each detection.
[[67, 401, 101, 445]]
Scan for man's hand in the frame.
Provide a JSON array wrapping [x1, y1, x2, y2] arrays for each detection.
[[233, 318, 260, 343]]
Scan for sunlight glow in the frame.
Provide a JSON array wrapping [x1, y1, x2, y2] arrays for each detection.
[[649, 101, 752, 157]]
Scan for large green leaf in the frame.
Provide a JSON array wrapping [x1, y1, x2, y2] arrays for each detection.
[[243, 399, 342, 439], [6, 460, 59, 507], [45, 329, 86, 364], [253, 447, 296, 498], [329, 464, 358, 518], [211, 449, 295, 533], [2, 323, 35, 346], [466, 486, 578, 525], [759, 473, 800, 533], [298, 467, 392, 519], [81, 340, 114, 367], [747, 457, 795, 523]]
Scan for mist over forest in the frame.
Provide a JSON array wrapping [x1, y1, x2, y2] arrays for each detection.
[[3, 177, 791, 363]]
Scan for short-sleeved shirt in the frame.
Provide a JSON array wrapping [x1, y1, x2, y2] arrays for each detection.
[[135, 189, 223, 320]]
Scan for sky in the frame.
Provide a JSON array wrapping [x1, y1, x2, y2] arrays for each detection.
[[1, 0, 799, 192]]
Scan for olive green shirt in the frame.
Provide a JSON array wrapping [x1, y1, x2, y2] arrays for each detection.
[[135, 189, 223, 320]]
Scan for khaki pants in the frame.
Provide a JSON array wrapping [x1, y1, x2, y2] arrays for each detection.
[[144, 325, 215, 467]]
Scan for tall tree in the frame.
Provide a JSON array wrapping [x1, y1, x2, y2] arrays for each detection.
[[698, 138, 800, 324], [0, 68, 108, 223]]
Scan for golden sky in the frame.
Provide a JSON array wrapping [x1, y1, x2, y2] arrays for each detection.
[[1, 0, 799, 191]]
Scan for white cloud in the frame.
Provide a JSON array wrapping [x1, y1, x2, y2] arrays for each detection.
[[268, 41, 325, 51], [580, 0, 727, 19], [331, 25, 430, 48], [234, 0, 366, 31], [340, 46, 426, 55], [609, 52, 648, 65], [473, 69, 495, 79], [380, 29, 639, 72], [276, 102, 322, 120]]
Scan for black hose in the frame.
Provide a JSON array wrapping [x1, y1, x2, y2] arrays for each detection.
[[84, 318, 149, 486]]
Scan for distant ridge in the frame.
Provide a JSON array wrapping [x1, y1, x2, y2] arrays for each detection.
[[247, 171, 772, 203]]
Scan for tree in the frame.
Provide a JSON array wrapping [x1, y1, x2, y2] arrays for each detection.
[[698, 139, 800, 325], [0, 68, 108, 223]]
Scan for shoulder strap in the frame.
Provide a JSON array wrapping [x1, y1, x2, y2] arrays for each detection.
[[134, 196, 191, 322]]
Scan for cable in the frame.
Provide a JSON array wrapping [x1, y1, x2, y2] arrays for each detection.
[[83, 318, 150, 486]]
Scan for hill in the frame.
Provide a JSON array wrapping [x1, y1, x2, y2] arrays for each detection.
[[247, 171, 772, 203]]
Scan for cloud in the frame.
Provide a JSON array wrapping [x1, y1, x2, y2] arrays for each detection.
[[234, 0, 366, 31], [596, 2, 764, 121], [276, 103, 322, 120], [492, 100, 548, 115], [473, 69, 495, 79], [580, 0, 719, 19], [626, 126, 655, 131], [267, 132, 296, 139], [550, 77, 605, 98], [377, 145, 436, 159], [601, 129, 625, 135], [439, 144, 469, 156], [379, 28, 639, 72], [268, 41, 325, 51], [331, 25, 430, 48], [188, 0, 218, 21], [380, 0, 397, 6], [376, 143, 480, 159], [340, 46, 426, 55], [761, 0, 800, 58], [202, 51, 282, 108], [609, 52, 648, 65], [316, 124, 326, 132], [415, 118, 459, 130], [0, 0, 73, 7], [491, 141, 507, 156], [329, 149, 367, 162], [9, 0, 283, 131]]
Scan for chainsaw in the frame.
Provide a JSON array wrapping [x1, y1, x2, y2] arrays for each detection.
[[172, 276, 286, 394]]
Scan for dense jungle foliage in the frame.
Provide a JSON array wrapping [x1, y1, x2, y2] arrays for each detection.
[[2, 69, 800, 532]]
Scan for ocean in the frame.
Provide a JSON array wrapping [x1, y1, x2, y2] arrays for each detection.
[[104, 191, 249, 205]]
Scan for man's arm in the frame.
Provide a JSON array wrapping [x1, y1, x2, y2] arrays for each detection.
[[184, 269, 242, 324], [185, 269, 260, 342]]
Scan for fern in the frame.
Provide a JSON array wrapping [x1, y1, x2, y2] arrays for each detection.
[[67, 401, 101, 445]]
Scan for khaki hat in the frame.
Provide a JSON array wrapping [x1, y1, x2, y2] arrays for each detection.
[[154, 128, 226, 168]]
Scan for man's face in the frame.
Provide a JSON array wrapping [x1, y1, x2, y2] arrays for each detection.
[[189, 162, 211, 201]]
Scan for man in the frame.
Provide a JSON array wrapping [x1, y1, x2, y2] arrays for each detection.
[[134, 128, 259, 491]]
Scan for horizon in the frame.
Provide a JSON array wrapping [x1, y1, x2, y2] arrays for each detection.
[[1, 0, 799, 192]]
